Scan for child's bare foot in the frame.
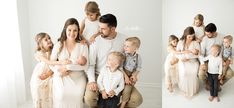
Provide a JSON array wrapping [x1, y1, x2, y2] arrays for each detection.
[[208, 96, 214, 102], [214, 97, 220, 102], [167, 84, 173, 93]]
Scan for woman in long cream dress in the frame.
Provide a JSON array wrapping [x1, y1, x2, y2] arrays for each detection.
[[176, 26, 200, 98], [50, 18, 88, 108]]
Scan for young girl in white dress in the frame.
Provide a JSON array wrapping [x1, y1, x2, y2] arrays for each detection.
[[30, 32, 71, 108], [192, 14, 205, 43], [164, 35, 179, 92], [80, 1, 101, 44]]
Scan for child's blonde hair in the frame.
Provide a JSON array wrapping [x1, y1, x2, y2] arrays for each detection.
[[35, 32, 53, 52], [168, 35, 178, 46], [109, 51, 125, 66], [211, 44, 221, 55], [125, 37, 141, 49], [193, 14, 204, 26], [85, 1, 101, 17], [224, 35, 233, 43]]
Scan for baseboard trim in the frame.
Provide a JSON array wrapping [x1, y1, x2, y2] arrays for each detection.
[[136, 82, 161, 88]]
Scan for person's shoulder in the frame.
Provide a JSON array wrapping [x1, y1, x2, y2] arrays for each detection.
[[216, 32, 224, 38], [52, 42, 62, 50], [93, 35, 103, 43], [116, 32, 127, 41], [136, 53, 141, 57], [78, 42, 88, 47], [116, 69, 124, 75], [54, 41, 61, 46], [100, 66, 108, 73], [116, 32, 126, 38], [202, 36, 209, 41], [35, 51, 44, 57]]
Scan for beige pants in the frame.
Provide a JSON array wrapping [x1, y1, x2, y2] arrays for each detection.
[[121, 69, 143, 108], [84, 73, 143, 108]]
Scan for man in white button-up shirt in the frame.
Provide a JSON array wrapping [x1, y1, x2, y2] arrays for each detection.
[[84, 13, 142, 108]]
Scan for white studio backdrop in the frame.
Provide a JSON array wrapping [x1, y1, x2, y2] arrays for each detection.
[[17, 0, 162, 100], [162, 0, 234, 74]]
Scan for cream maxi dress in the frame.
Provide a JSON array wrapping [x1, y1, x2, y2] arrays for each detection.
[[30, 51, 53, 108], [176, 40, 200, 97], [50, 42, 88, 108]]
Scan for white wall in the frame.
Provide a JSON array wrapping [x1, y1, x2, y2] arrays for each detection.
[[17, 0, 162, 99], [162, 0, 234, 72], [17, 0, 32, 101]]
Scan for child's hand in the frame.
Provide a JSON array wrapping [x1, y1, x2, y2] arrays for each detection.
[[182, 58, 189, 62], [39, 73, 48, 80], [89, 36, 96, 43], [80, 39, 88, 45], [183, 50, 191, 54], [101, 90, 108, 99], [223, 61, 227, 66], [226, 60, 231, 65], [124, 75, 132, 85], [39, 70, 53, 80], [61, 59, 72, 65], [77, 56, 87, 66], [58, 66, 69, 76], [200, 64, 207, 71], [108, 90, 116, 98], [218, 74, 222, 80], [170, 58, 178, 65], [130, 75, 137, 84], [191, 49, 199, 55]]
